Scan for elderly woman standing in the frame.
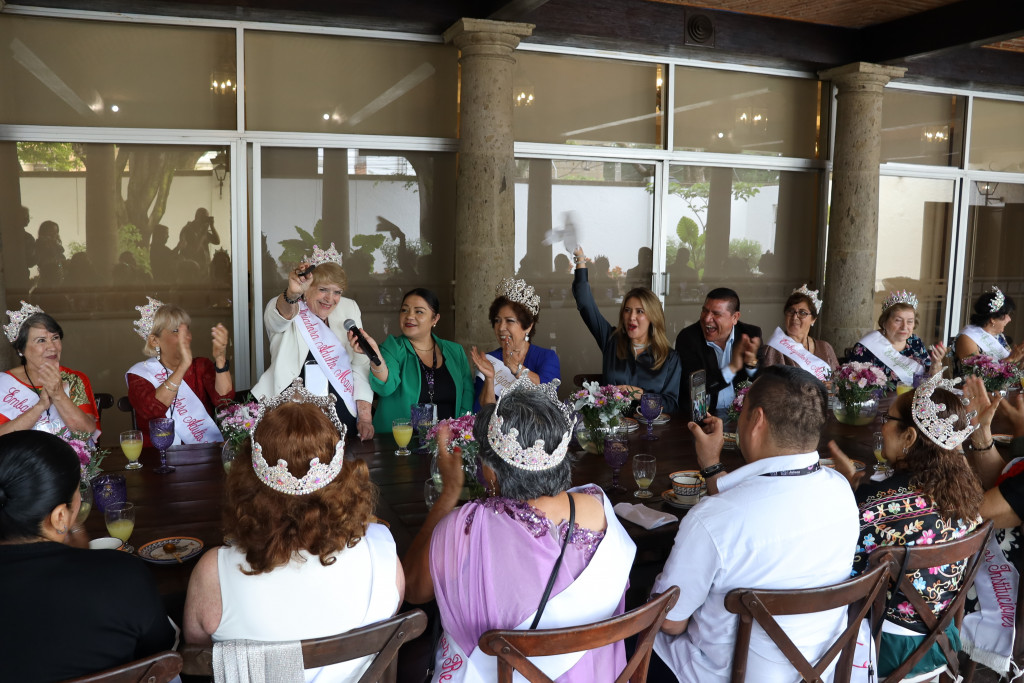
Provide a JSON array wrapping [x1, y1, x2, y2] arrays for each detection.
[[184, 381, 402, 681], [470, 277, 561, 407], [404, 378, 636, 681], [955, 286, 1024, 366], [251, 244, 374, 440], [849, 290, 946, 385], [126, 298, 234, 447], [0, 301, 98, 436], [760, 284, 839, 381]]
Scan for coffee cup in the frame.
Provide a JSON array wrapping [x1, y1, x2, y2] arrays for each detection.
[[670, 470, 704, 503], [88, 536, 124, 551]]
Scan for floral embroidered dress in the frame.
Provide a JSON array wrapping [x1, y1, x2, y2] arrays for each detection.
[[848, 334, 930, 384], [852, 472, 978, 676]]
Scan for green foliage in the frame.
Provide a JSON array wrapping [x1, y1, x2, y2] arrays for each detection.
[[278, 220, 331, 266], [17, 142, 84, 172], [665, 237, 679, 268], [380, 237, 432, 273], [118, 223, 151, 274], [67, 242, 86, 256], [729, 238, 763, 271], [675, 215, 704, 276]]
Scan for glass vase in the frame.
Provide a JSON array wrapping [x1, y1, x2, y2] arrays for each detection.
[[833, 395, 879, 426], [221, 440, 237, 473], [76, 475, 94, 525]]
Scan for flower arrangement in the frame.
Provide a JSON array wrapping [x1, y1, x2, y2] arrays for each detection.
[[216, 400, 260, 448], [426, 414, 483, 499], [56, 428, 106, 481], [572, 382, 636, 433], [726, 381, 752, 424], [960, 354, 1024, 393], [829, 362, 892, 426]]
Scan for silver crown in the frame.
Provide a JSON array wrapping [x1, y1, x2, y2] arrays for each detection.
[[250, 379, 348, 496], [882, 290, 919, 312], [910, 374, 977, 451], [4, 301, 45, 343], [133, 296, 165, 340], [307, 243, 344, 268], [792, 284, 822, 315], [487, 378, 575, 471], [496, 277, 541, 317], [989, 286, 1006, 313]]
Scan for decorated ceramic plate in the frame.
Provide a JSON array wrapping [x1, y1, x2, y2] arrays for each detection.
[[620, 417, 640, 433], [819, 458, 866, 472], [993, 434, 1013, 445], [138, 536, 203, 564], [634, 410, 671, 425], [661, 489, 702, 510]]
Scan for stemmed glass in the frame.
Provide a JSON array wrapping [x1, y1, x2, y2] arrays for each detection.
[[148, 418, 175, 474], [603, 427, 629, 493], [632, 454, 656, 498], [873, 431, 892, 478], [393, 419, 413, 457], [639, 393, 663, 441], [424, 478, 440, 509], [105, 501, 136, 554], [411, 403, 436, 454], [120, 430, 144, 470]]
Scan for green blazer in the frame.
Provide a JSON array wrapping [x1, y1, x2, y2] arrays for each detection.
[[370, 334, 475, 433]]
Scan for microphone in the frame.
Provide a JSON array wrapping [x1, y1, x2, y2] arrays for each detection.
[[343, 319, 382, 366]]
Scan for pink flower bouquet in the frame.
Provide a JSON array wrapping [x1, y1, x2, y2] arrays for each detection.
[[961, 354, 1023, 393]]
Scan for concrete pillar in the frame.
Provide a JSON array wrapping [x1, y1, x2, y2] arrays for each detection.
[[444, 18, 534, 350], [818, 62, 906, 354]]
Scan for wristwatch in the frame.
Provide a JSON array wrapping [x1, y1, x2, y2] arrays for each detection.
[[700, 462, 726, 478]]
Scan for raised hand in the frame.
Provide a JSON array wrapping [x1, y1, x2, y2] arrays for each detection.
[[470, 346, 495, 380], [211, 323, 229, 364], [286, 261, 314, 300], [687, 415, 724, 470], [435, 424, 465, 495], [36, 360, 63, 396], [177, 323, 194, 370]]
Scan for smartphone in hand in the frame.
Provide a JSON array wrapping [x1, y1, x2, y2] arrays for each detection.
[[690, 369, 708, 423]]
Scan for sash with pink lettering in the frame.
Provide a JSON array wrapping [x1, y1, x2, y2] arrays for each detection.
[[294, 302, 356, 415], [125, 358, 223, 445], [0, 371, 69, 434], [766, 327, 831, 381]]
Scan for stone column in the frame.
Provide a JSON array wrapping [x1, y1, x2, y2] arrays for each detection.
[[818, 62, 906, 354], [444, 18, 534, 350]]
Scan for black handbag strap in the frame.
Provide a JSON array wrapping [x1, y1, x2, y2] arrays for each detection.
[[530, 493, 576, 630]]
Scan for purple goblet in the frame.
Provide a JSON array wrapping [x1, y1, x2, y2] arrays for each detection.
[[603, 428, 629, 493], [92, 474, 127, 514], [410, 403, 436, 454], [149, 417, 176, 474], [639, 393, 663, 441]]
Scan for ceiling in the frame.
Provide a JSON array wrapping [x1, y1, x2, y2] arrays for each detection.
[[647, 0, 962, 29]]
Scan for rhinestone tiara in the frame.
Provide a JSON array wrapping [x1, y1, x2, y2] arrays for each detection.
[[989, 286, 1006, 313], [307, 243, 344, 268], [133, 296, 166, 340], [792, 284, 822, 315], [487, 377, 575, 471], [910, 374, 977, 451], [495, 277, 541, 317], [882, 290, 919, 312], [250, 379, 348, 496], [4, 301, 45, 344]]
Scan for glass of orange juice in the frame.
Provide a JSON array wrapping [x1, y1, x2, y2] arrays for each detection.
[[105, 502, 136, 553], [393, 419, 413, 457], [896, 382, 913, 396], [120, 430, 144, 470]]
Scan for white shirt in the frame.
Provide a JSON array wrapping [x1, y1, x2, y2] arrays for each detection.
[[652, 451, 859, 683], [705, 328, 754, 413]]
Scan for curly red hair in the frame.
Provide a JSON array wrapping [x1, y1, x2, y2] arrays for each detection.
[[223, 402, 377, 574]]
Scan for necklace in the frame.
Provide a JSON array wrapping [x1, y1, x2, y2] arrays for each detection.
[[23, 366, 54, 423], [417, 344, 437, 404]]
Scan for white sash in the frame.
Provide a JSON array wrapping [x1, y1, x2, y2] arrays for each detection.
[[126, 359, 223, 445], [960, 325, 1010, 361], [767, 328, 831, 381], [858, 331, 922, 385], [476, 356, 518, 401], [0, 372, 70, 434], [294, 302, 356, 415], [432, 487, 637, 683]]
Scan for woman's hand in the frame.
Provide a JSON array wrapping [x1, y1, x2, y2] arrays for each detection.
[[36, 359, 63, 396], [470, 346, 495, 380], [36, 387, 51, 412], [573, 246, 587, 271], [436, 424, 465, 497], [826, 440, 865, 490], [998, 391, 1024, 438], [347, 327, 380, 358], [211, 323, 229, 365], [964, 375, 1000, 432], [1009, 342, 1024, 365], [928, 342, 947, 374], [177, 323, 194, 370], [286, 261, 314, 300]]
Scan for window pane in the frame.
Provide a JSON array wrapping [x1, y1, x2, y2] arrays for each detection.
[[0, 141, 234, 439], [881, 90, 963, 167], [257, 147, 456, 362], [673, 66, 821, 159], [876, 176, 955, 343], [0, 16, 236, 129], [513, 53, 663, 148], [662, 166, 822, 339], [512, 159, 655, 390], [969, 98, 1024, 172], [245, 33, 457, 137]]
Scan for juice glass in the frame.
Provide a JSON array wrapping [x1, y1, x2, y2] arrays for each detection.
[[105, 501, 136, 553], [120, 430, 144, 470], [393, 419, 413, 456]]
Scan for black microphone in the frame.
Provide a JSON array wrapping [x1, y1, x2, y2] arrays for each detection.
[[343, 319, 382, 366]]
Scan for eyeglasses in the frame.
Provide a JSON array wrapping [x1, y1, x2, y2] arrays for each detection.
[[880, 413, 912, 427], [784, 308, 813, 319]]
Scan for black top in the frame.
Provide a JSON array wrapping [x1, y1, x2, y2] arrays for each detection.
[[418, 359, 458, 421], [0, 541, 175, 682], [302, 350, 356, 432], [675, 319, 762, 415]]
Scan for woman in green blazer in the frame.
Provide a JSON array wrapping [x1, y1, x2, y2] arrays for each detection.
[[351, 288, 474, 433]]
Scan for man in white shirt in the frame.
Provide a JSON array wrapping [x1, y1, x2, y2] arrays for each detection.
[[652, 365, 859, 682]]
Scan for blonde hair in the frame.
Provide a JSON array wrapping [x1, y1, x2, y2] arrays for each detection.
[[309, 263, 347, 294], [143, 304, 191, 357], [615, 288, 671, 371]]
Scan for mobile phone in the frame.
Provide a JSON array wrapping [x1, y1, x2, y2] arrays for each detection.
[[689, 369, 708, 423], [296, 264, 315, 278]]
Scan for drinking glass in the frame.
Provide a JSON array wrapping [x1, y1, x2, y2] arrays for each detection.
[[639, 393, 663, 441], [603, 427, 629, 493], [411, 403, 436, 454], [632, 454, 656, 498], [873, 431, 892, 478], [393, 419, 413, 457], [120, 430, 144, 470], [148, 418, 175, 474], [424, 478, 440, 509], [92, 474, 127, 514], [105, 501, 136, 554]]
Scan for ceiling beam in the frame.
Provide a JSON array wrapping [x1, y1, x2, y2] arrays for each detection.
[[488, 0, 551, 22]]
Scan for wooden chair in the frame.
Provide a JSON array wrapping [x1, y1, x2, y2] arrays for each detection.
[[724, 562, 891, 683], [94, 392, 114, 427], [63, 651, 182, 683], [868, 520, 994, 683], [964, 522, 1024, 682], [573, 373, 603, 389], [476, 585, 680, 683], [181, 609, 428, 683], [116, 395, 136, 430]]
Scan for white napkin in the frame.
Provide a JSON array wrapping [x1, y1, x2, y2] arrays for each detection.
[[869, 469, 891, 482], [614, 502, 679, 529]]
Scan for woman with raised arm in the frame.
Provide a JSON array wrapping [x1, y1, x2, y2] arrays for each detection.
[[848, 290, 946, 385], [955, 286, 1024, 367]]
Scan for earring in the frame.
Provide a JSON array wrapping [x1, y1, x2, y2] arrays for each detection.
[[525, 334, 530, 342], [155, 346, 161, 361], [902, 446, 909, 455], [58, 526, 66, 534]]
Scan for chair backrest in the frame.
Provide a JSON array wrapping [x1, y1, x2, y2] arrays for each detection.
[[62, 651, 182, 683], [573, 373, 603, 389], [476, 585, 680, 683], [94, 392, 114, 420], [723, 563, 890, 683], [182, 609, 428, 683], [116, 395, 137, 430], [867, 519, 994, 683]]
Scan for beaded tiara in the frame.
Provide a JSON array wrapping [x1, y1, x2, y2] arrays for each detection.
[[133, 296, 166, 340], [882, 290, 919, 312], [307, 243, 344, 268], [250, 379, 348, 496], [792, 284, 822, 315], [989, 286, 1006, 313], [910, 374, 977, 451], [3, 301, 45, 343], [496, 277, 541, 317], [487, 378, 575, 471]]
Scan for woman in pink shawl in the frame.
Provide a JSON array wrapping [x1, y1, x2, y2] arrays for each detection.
[[404, 378, 636, 682]]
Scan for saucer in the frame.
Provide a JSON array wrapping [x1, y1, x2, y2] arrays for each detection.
[[635, 410, 671, 425], [661, 489, 702, 510], [620, 417, 639, 433], [138, 536, 203, 564], [819, 458, 865, 472]]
